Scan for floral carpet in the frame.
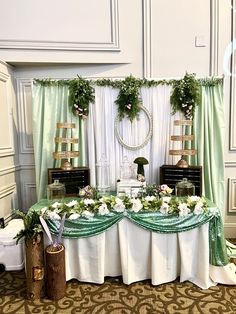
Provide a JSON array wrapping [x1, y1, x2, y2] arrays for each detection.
[[0, 270, 236, 314]]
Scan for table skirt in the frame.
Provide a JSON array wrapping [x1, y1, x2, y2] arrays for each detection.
[[45, 218, 236, 289]]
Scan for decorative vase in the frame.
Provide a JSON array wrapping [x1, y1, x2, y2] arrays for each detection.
[[45, 244, 66, 300], [25, 232, 45, 300]]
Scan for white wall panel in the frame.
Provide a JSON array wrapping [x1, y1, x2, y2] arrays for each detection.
[[0, 0, 119, 51], [17, 79, 34, 154], [0, 71, 14, 157]]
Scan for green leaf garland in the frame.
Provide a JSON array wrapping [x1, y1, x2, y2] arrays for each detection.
[[170, 73, 201, 120], [69, 76, 95, 119]]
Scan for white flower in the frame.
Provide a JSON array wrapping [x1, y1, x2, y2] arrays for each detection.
[[193, 204, 204, 215], [51, 202, 62, 209], [81, 210, 94, 219], [68, 213, 80, 220], [189, 196, 201, 203], [84, 199, 95, 205], [40, 206, 48, 215], [113, 202, 126, 213], [160, 202, 169, 214], [66, 200, 78, 207], [48, 211, 61, 220], [145, 195, 156, 202], [115, 197, 124, 204], [98, 203, 110, 216], [162, 196, 171, 204], [130, 198, 143, 213], [178, 203, 191, 217]]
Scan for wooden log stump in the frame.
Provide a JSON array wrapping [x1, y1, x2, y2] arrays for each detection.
[[45, 244, 66, 300], [25, 233, 45, 300]]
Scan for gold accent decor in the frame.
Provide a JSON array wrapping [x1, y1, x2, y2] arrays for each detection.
[[55, 137, 79, 144], [53, 123, 79, 170], [171, 135, 194, 141], [169, 119, 196, 168]]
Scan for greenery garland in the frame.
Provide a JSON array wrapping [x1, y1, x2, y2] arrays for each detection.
[[69, 76, 95, 119], [114, 75, 142, 121], [34, 75, 223, 120], [170, 73, 201, 120]]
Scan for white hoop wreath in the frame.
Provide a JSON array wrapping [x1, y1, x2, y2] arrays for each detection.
[[114, 105, 153, 150]]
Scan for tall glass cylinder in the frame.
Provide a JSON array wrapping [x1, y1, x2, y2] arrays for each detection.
[[96, 155, 110, 194]]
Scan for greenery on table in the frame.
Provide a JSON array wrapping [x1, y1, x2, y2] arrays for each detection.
[[170, 73, 201, 120]]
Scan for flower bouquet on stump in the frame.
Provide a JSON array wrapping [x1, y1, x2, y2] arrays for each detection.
[[40, 214, 66, 300], [15, 210, 45, 300]]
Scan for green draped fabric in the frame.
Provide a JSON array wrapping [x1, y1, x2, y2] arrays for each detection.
[[32, 84, 87, 200], [191, 82, 225, 212], [31, 198, 229, 266]]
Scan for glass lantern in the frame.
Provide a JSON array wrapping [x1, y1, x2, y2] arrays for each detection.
[[120, 156, 132, 180], [96, 155, 110, 194], [47, 179, 65, 202], [175, 178, 195, 197]]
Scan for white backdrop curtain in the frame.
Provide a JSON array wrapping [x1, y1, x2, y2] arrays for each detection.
[[87, 85, 181, 190]]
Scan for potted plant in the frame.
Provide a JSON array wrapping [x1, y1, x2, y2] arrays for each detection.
[[15, 209, 45, 300]]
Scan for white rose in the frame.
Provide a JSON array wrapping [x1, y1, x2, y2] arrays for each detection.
[[162, 196, 171, 204], [130, 198, 143, 213], [84, 199, 95, 205], [98, 203, 110, 216], [178, 203, 191, 216], [113, 203, 126, 212], [160, 202, 169, 214], [194, 204, 204, 215], [145, 195, 156, 202], [51, 202, 62, 209], [66, 200, 78, 207], [68, 213, 80, 220], [81, 210, 94, 219], [48, 211, 61, 220], [189, 196, 201, 203]]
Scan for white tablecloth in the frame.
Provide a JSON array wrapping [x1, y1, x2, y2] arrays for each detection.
[[47, 218, 236, 289]]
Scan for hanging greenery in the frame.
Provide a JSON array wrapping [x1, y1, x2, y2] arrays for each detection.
[[34, 75, 222, 121], [68, 76, 95, 119], [114, 75, 142, 121], [170, 73, 201, 120]]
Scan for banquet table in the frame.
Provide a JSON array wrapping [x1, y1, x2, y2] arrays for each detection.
[[32, 198, 236, 289]]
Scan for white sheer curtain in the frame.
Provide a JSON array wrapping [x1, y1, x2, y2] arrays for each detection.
[[87, 85, 180, 190]]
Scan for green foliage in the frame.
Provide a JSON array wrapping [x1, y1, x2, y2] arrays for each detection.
[[115, 75, 142, 121], [68, 76, 95, 119], [14, 209, 42, 244], [170, 73, 201, 120]]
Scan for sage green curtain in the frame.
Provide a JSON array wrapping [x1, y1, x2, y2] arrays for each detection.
[[32, 83, 87, 200], [191, 82, 225, 212]]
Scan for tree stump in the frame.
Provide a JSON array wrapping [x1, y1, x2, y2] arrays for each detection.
[[25, 233, 45, 300], [45, 244, 66, 300]]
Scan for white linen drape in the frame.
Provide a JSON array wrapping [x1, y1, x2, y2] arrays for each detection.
[[87, 85, 181, 189]]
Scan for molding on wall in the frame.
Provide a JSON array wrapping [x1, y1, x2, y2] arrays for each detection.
[[0, 183, 16, 199], [142, 0, 152, 78], [0, 165, 20, 176], [210, 0, 220, 76], [0, 0, 119, 52], [225, 161, 236, 167], [16, 79, 34, 154], [0, 71, 14, 157], [20, 164, 35, 170], [22, 182, 37, 209], [228, 178, 236, 213]]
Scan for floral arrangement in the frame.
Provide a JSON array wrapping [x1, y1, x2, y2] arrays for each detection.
[[144, 184, 173, 197], [170, 73, 201, 120], [69, 76, 95, 119], [115, 75, 142, 121], [38, 194, 208, 220], [78, 185, 99, 199]]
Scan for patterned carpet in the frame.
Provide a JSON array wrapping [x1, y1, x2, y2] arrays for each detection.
[[0, 270, 236, 314]]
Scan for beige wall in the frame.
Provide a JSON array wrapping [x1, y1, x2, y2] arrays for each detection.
[[0, 0, 235, 236]]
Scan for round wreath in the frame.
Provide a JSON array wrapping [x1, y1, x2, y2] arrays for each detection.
[[115, 105, 153, 150]]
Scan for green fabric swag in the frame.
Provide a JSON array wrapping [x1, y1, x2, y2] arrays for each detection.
[[31, 199, 228, 267]]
